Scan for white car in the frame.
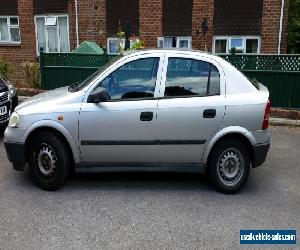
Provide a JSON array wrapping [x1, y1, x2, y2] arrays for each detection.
[[4, 49, 270, 193]]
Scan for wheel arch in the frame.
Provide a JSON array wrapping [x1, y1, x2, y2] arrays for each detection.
[[24, 120, 80, 164], [203, 126, 256, 167]]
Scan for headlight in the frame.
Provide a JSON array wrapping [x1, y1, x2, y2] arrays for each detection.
[[8, 84, 17, 98], [8, 112, 20, 128]]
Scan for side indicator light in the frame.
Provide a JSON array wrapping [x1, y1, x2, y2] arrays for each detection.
[[57, 115, 64, 121]]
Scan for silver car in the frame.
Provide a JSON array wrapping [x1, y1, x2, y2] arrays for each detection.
[[4, 49, 270, 193]]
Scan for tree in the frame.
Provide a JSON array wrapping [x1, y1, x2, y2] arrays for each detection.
[[287, 0, 300, 53]]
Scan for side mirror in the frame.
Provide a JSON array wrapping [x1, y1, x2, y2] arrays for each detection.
[[87, 87, 109, 103]]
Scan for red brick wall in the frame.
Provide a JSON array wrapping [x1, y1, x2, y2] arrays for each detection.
[[192, 0, 214, 51], [261, 0, 289, 53], [139, 0, 163, 47], [0, 0, 36, 86], [68, 0, 106, 50]]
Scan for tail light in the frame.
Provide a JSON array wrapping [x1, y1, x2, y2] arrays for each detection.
[[262, 99, 271, 130]]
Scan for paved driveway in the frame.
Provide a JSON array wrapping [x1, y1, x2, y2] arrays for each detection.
[[0, 126, 299, 249]]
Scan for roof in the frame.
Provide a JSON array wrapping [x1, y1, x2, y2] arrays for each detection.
[[124, 48, 220, 61]]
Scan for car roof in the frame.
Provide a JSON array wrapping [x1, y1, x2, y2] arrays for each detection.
[[123, 48, 224, 64]]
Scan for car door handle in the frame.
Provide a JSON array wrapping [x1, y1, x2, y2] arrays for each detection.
[[203, 109, 216, 118], [140, 112, 153, 121]]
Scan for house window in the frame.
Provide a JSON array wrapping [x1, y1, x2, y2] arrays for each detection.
[[107, 38, 136, 55], [157, 37, 192, 49], [213, 36, 260, 54], [229, 38, 244, 52], [214, 39, 227, 53], [35, 15, 69, 55], [0, 16, 20, 44], [107, 38, 121, 55], [246, 39, 259, 53]]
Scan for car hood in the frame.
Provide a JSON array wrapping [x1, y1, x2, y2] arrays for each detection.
[[15, 86, 84, 114]]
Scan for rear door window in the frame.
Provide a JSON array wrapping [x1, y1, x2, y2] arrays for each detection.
[[165, 58, 220, 97]]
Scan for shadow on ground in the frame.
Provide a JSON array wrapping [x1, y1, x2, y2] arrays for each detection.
[[67, 171, 212, 192]]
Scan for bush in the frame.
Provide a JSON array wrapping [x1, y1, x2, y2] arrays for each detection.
[[131, 39, 145, 50], [21, 61, 40, 89], [0, 57, 12, 80]]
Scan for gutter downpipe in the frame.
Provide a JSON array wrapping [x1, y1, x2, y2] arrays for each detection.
[[278, 0, 285, 54], [75, 0, 79, 47]]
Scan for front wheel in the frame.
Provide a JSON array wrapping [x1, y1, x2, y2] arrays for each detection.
[[28, 131, 71, 191], [208, 139, 250, 194]]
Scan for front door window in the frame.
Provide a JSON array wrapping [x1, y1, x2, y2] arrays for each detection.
[[100, 58, 160, 100]]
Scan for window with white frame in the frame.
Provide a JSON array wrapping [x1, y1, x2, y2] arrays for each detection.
[[107, 38, 135, 55], [35, 15, 69, 55], [213, 36, 260, 54], [157, 37, 192, 49], [0, 16, 20, 44], [107, 38, 121, 55]]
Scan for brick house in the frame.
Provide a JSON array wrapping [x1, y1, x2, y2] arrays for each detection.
[[0, 0, 289, 85]]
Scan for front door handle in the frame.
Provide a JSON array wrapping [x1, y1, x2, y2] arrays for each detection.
[[140, 112, 153, 121], [203, 109, 216, 118]]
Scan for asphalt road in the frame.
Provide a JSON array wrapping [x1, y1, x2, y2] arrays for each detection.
[[0, 126, 299, 249]]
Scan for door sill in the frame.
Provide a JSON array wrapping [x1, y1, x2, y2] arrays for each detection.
[[75, 162, 206, 174]]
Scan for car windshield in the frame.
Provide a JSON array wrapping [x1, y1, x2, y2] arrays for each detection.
[[68, 55, 122, 92], [0, 77, 8, 92]]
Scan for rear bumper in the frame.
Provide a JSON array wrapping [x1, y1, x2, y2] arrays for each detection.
[[3, 140, 26, 171], [252, 142, 270, 168]]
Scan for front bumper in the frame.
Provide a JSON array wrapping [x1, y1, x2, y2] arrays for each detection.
[[3, 140, 26, 171], [252, 142, 270, 168]]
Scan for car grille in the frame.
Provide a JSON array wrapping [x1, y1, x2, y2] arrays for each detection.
[[0, 101, 10, 124], [0, 92, 9, 103], [0, 113, 9, 123]]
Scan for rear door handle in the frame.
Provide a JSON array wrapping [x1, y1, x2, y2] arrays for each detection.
[[140, 112, 153, 121], [203, 109, 216, 118]]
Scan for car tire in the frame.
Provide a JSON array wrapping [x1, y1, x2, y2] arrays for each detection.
[[28, 131, 70, 191], [208, 138, 250, 194]]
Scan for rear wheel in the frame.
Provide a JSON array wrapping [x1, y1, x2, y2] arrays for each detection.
[[208, 138, 250, 194], [28, 131, 70, 191]]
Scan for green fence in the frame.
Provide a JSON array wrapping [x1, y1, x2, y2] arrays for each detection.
[[40, 52, 300, 108], [40, 52, 116, 90], [221, 54, 300, 108]]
